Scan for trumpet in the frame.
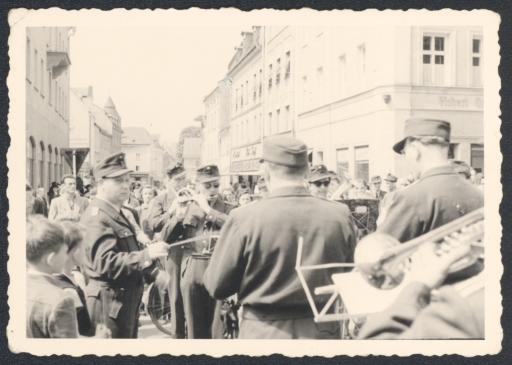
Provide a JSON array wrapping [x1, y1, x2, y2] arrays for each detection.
[[176, 187, 196, 204], [354, 207, 484, 290]]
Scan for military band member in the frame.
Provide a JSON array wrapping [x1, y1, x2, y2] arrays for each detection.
[[80, 153, 170, 338], [147, 162, 188, 338], [308, 164, 331, 199], [177, 164, 234, 339], [377, 118, 484, 243], [204, 136, 357, 339]]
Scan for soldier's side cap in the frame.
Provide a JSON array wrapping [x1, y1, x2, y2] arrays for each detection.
[[383, 173, 397, 183], [370, 175, 382, 183], [93, 152, 132, 179], [309, 164, 331, 182], [196, 164, 220, 183], [393, 118, 451, 154], [259, 136, 308, 167], [166, 162, 186, 179]]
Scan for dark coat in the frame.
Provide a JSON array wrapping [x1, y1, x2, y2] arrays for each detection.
[[377, 165, 484, 243], [26, 272, 79, 338], [358, 281, 484, 339], [80, 197, 159, 338], [147, 191, 176, 234], [204, 186, 357, 320]]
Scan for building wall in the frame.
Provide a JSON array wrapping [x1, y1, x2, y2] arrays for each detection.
[[26, 27, 73, 191], [123, 144, 152, 175], [295, 26, 484, 181]]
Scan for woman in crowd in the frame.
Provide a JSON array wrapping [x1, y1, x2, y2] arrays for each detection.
[[137, 184, 158, 240]]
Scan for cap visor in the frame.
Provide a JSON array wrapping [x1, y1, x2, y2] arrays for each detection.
[[393, 139, 406, 154], [104, 168, 133, 178], [197, 176, 220, 183], [309, 174, 332, 183]]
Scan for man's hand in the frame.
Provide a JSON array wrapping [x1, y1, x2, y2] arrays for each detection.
[[154, 270, 170, 292], [94, 324, 112, 338], [408, 241, 472, 289], [136, 231, 151, 246], [193, 193, 211, 215], [147, 241, 170, 259]]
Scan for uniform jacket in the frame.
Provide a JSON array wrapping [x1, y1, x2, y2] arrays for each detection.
[[161, 196, 235, 253], [147, 190, 176, 234], [80, 197, 159, 338], [49, 194, 89, 222], [26, 272, 79, 338], [204, 185, 357, 316], [377, 165, 484, 243], [358, 281, 484, 339], [80, 197, 158, 287]]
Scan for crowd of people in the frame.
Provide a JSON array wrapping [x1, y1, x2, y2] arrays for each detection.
[[25, 117, 485, 340]]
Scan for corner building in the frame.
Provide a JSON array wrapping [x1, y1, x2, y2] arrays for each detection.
[[295, 26, 484, 181]]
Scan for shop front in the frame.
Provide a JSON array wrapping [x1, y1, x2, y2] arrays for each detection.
[[229, 142, 263, 190]]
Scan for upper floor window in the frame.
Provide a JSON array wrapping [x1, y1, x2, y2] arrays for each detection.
[[358, 44, 366, 74], [472, 37, 482, 87], [26, 38, 31, 82], [276, 58, 281, 86], [268, 64, 273, 90], [258, 69, 263, 97], [422, 34, 447, 85], [285, 51, 291, 79], [33, 49, 38, 91]]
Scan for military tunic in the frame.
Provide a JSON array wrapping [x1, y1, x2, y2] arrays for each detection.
[[146, 190, 186, 338], [80, 197, 159, 338], [204, 185, 358, 339], [377, 165, 484, 243], [176, 196, 234, 339]]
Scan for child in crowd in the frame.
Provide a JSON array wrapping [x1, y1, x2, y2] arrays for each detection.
[[26, 215, 79, 338], [53, 221, 94, 336]]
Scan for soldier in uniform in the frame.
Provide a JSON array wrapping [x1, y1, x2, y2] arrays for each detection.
[[147, 162, 188, 338], [80, 153, 170, 338], [377, 118, 484, 243], [308, 164, 331, 199], [176, 164, 234, 339], [204, 136, 357, 339]]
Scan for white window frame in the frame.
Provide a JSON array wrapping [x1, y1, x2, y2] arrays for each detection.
[[469, 32, 483, 87], [418, 29, 456, 86]]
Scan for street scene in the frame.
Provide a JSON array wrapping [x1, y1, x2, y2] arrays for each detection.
[[24, 22, 486, 342]]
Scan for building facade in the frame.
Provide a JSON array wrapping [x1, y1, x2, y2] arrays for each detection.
[[26, 27, 74, 191], [227, 27, 264, 179], [69, 87, 124, 177], [202, 77, 231, 182], [295, 26, 484, 181]]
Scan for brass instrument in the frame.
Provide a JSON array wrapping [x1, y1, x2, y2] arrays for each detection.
[[354, 207, 484, 290], [176, 187, 196, 204]]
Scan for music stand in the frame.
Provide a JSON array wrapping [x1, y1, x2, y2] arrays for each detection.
[[338, 199, 380, 237]]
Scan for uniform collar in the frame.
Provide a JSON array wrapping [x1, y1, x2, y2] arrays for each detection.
[[268, 185, 311, 198], [420, 164, 456, 180]]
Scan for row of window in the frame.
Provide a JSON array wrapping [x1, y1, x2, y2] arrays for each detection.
[[265, 105, 292, 137], [27, 137, 65, 190], [233, 51, 292, 114], [335, 143, 484, 182], [26, 37, 68, 119]]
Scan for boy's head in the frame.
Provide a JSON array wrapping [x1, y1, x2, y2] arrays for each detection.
[[59, 220, 86, 267], [26, 215, 68, 273]]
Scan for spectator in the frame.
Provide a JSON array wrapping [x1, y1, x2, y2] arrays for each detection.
[[48, 175, 89, 222], [47, 182, 60, 204], [26, 215, 79, 338], [137, 185, 158, 239], [53, 221, 94, 336], [35, 187, 49, 217], [238, 192, 252, 206]]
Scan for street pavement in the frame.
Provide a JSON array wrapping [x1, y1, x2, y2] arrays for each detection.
[[138, 313, 172, 339]]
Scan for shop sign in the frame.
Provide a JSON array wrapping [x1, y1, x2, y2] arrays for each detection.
[[230, 143, 262, 172]]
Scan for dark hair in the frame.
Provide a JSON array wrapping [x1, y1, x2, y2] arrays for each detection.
[[26, 215, 66, 263], [59, 221, 86, 252], [61, 174, 76, 184]]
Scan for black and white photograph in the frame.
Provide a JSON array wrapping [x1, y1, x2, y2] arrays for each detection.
[[6, 8, 502, 357]]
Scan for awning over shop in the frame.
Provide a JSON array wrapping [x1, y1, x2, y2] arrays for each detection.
[[47, 51, 71, 79], [61, 148, 89, 176]]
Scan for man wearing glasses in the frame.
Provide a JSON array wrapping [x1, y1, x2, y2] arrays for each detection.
[[308, 164, 332, 199], [377, 118, 483, 243]]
